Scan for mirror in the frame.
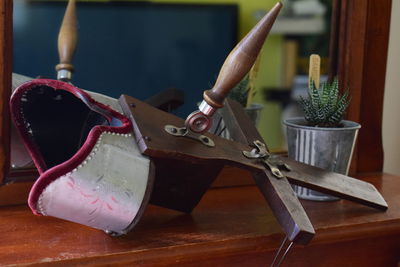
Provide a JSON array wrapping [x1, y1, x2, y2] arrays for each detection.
[[9, 0, 334, 174], [10, 0, 239, 175], [4, 0, 390, 191], [251, 0, 333, 152]]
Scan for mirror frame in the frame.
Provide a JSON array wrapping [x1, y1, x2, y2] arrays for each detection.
[[336, 0, 391, 174], [0, 0, 392, 205]]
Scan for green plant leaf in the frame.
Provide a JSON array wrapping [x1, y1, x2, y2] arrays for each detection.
[[299, 77, 350, 127], [228, 76, 250, 107]]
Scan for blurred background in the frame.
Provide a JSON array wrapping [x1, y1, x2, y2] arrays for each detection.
[[13, 0, 332, 153]]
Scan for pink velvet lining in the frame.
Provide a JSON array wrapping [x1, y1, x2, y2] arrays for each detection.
[[10, 79, 132, 215]]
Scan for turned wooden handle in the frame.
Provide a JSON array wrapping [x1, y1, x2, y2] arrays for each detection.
[[203, 2, 282, 108], [55, 0, 77, 72]]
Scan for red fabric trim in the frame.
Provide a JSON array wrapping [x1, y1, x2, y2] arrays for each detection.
[[10, 79, 132, 214]]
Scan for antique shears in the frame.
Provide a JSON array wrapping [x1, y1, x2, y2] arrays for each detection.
[[11, 1, 388, 267]]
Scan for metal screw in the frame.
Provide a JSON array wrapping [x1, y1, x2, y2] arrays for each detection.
[[171, 127, 178, 133], [144, 136, 151, 141], [202, 137, 209, 143], [130, 103, 136, 108]]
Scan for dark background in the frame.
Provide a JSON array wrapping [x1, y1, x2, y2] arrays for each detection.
[[13, 1, 237, 117]]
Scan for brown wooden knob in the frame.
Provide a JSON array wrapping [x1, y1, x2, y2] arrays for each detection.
[[55, 0, 77, 75], [203, 1, 282, 109]]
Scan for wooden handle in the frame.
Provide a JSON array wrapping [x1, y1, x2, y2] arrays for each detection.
[[203, 2, 282, 108], [55, 0, 77, 73]]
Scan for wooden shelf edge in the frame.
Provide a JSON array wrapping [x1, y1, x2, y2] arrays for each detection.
[[0, 181, 32, 206]]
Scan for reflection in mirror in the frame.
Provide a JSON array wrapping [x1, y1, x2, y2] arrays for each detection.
[[10, 0, 332, 175], [252, 0, 332, 151], [11, 73, 34, 170], [11, 1, 238, 174]]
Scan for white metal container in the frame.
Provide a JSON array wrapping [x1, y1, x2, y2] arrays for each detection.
[[284, 118, 361, 201]]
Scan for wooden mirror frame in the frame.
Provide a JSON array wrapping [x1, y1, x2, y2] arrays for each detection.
[[335, 0, 391, 174], [0, 0, 392, 206]]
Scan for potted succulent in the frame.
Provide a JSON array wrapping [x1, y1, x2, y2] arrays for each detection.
[[283, 77, 361, 201], [229, 76, 263, 126], [228, 55, 264, 126]]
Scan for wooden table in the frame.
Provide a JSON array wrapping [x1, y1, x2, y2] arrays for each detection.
[[1, 171, 399, 266]]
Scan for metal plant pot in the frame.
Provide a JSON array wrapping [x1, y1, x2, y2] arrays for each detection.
[[245, 103, 264, 127], [283, 117, 361, 201]]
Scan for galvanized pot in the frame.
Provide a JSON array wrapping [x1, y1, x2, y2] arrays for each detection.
[[283, 117, 361, 201], [245, 103, 264, 127]]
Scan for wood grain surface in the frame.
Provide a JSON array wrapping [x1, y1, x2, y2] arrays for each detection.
[[337, 0, 392, 174], [149, 158, 223, 213], [55, 0, 77, 73], [119, 95, 262, 171], [220, 98, 315, 244], [219, 98, 387, 211], [203, 2, 282, 109], [120, 95, 388, 245], [0, 173, 398, 266], [0, 0, 12, 185]]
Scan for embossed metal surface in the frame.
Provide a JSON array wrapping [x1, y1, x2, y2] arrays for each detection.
[[38, 131, 151, 234]]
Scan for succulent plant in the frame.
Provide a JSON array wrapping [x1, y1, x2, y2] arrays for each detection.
[[299, 78, 350, 127], [228, 52, 261, 107], [228, 76, 251, 107]]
